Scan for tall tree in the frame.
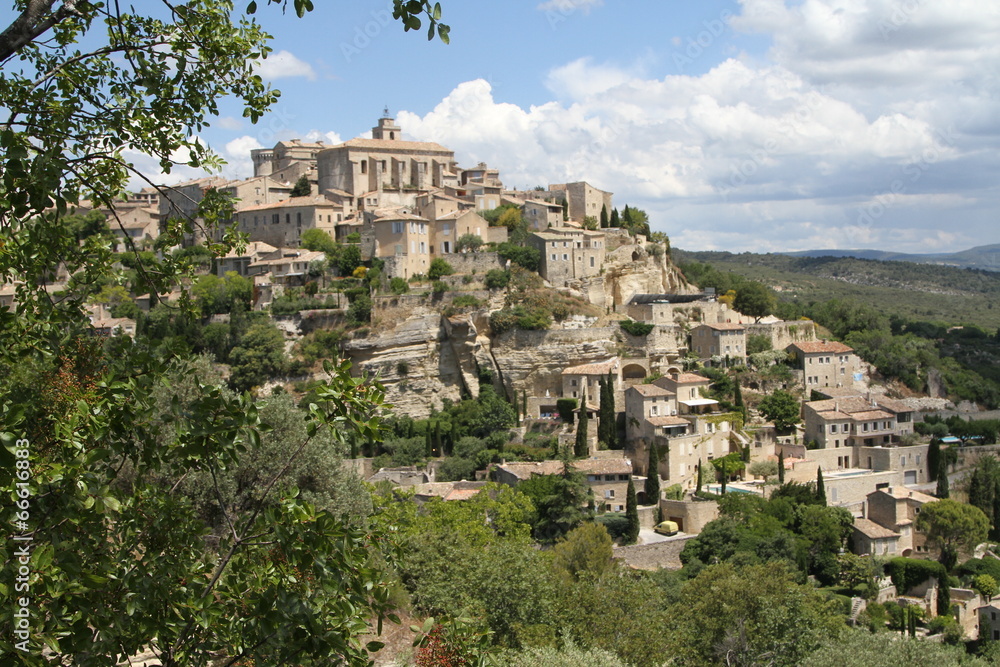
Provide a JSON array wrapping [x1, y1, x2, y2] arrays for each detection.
[[759, 390, 801, 432], [575, 389, 589, 458], [778, 450, 786, 483], [696, 459, 703, 493], [915, 499, 990, 570], [609, 207, 620, 228], [816, 467, 826, 505], [936, 457, 950, 498], [734, 281, 777, 323], [600, 204, 609, 228], [597, 371, 617, 449], [290, 174, 312, 197], [645, 443, 661, 504], [625, 479, 640, 545], [927, 439, 941, 482]]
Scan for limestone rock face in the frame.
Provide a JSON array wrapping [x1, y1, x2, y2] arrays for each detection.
[[487, 327, 622, 399], [341, 310, 466, 419], [568, 244, 696, 311]]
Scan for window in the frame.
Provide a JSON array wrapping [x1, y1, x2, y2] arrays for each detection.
[[419, 241, 426, 254], [604, 490, 615, 499], [562, 254, 568, 261], [650, 405, 658, 416], [618, 474, 629, 481], [285, 213, 290, 224], [587, 475, 598, 482], [272, 213, 279, 225], [394, 244, 403, 255], [571, 379, 577, 386], [604, 474, 615, 481], [551, 254, 557, 261], [590, 256, 595, 267], [830, 424, 837, 434], [392, 221, 403, 234]]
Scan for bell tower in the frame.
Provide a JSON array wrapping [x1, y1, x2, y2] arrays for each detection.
[[372, 107, 401, 141]]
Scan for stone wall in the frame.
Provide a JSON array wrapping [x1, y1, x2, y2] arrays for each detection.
[[659, 497, 719, 534], [745, 320, 817, 350], [439, 251, 505, 275]]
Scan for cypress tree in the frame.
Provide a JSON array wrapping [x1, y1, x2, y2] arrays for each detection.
[[522, 389, 527, 418], [561, 198, 568, 221], [433, 422, 442, 457], [606, 370, 617, 449], [936, 457, 950, 498], [574, 389, 589, 458], [290, 174, 311, 197], [597, 376, 609, 448], [610, 207, 620, 227], [645, 443, 660, 504], [937, 585, 951, 616], [720, 461, 727, 495], [778, 450, 785, 483], [928, 439, 941, 482], [600, 204, 609, 228], [625, 479, 639, 545], [816, 467, 826, 505], [734, 378, 747, 423], [425, 426, 432, 458], [696, 459, 703, 493]]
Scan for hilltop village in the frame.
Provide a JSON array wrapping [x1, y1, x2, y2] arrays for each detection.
[[12, 113, 1000, 661]]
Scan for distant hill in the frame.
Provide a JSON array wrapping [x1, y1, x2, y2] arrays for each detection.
[[673, 249, 1000, 331], [783, 243, 1000, 272]]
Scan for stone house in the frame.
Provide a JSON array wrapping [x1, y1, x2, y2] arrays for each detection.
[[851, 517, 901, 557], [548, 181, 613, 223], [625, 292, 728, 326], [864, 487, 937, 558], [624, 384, 679, 442], [980, 603, 1000, 642], [216, 241, 278, 278], [238, 196, 343, 248], [360, 208, 432, 279], [251, 138, 325, 179], [787, 340, 861, 390], [491, 458, 633, 512], [528, 229, 606, 285], [561, 358, 621, 401], [689, 322, 746, 362], [523, 198, 563, 230], [248, 249, 324, 287], [157, 175, 228, 246], [803, 394, 916, 450], [109, 204, 159, 250]]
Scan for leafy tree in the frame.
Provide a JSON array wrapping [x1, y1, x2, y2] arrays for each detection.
[[575, 389, 589, 457], [301, 228, 338, 254], [455, 233, 483, 253], [552, 522, 615, 582], [749, 459, 779, 482], [974, 573, 999, 599], [337, 244, 363, 276], [518, 467, 591, 544], [428, 258, 455, 280], [666, 562, 844, 667], [483, 269, 510, 290], [228, 321, 287, 392], [734, 281, 777, 322], [625, 479, 640, 545], [497, 242, 541, 272], [644, 443, 661, 504], [759, 390, 801, 431], [290, 174, 312, 197], [803, 628, 984, 667], [915, 499, 990, 570]]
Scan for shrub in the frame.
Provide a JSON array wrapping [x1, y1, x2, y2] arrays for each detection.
[[455, 233, 483, 253], [389, 277, 409, 295], [428, 258, 454, 280], [484, 269, 510, 290], [664, 484, 684, 500], [432, 280, 449, 294], [619, 319, 654, 336], [594, 513, 630, 541], [556, 398, 578, 424], [885, 557, 947, 594], [451, 295, 481, 309]]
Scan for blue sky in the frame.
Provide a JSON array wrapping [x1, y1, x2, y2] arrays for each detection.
[[151, 0, 1000, 256]]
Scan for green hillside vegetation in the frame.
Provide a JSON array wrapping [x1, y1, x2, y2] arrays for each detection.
[[678, 252, 1000, 408], [675, 250, 1000, 331]]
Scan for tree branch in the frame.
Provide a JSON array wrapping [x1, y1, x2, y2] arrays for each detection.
[[0, 0, 80, 64]]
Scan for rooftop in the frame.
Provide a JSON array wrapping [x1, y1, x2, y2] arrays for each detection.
[[854, 517, 900, 540], [628, 384, 675, 398], [696, 322, 746, 331], [788, 340, 854, 354], [562, 359, 618, 376]]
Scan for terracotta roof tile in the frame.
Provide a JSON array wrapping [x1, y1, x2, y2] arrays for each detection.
[[789, 341, 854, 354], [854, 518, 900, 540], [628, 384, 675, 398]]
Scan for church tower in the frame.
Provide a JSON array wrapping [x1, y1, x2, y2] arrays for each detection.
[[372, 107, 401, 141]]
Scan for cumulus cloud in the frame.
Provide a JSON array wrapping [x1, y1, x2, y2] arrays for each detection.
[[399, 40, 996, 253], [255, 50, 316, 81]]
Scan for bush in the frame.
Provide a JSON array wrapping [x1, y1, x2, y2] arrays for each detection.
[[389, 277, 409, 294], [556, 398, 578, 424], [497, 242, 540, 272], [884, 557, 947, 594], [347, 293, 372, 325], [747, 334, 773, 354], [619, 319, 654, 336], [455, 233, 483, 253], [664, 484, 684, 500], [484, 269, 510, 290], [428, 258, 454, 280], [451, 295, 481, 309], [432, 280, 448, 295], [594, 514, 630, 541]]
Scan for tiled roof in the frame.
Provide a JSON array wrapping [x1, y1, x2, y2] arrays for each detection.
[[250, 250, 324, 267], [496, 461, 565, 480], [788, 340, 854, 354], [697, 322, 746, 331], [332, 137, 453, 153], [854, 518, 900, 540], [572, 458, 633, 475], [374, 211, 427, 222], [628, 384, 675, 397], [880, 487, 937, 504], [851, 410, 894, 421], [562, 359, 618, 375], [814, 410, 852, 421], [221, 241, 277, 259], [670, 373, 711, 384]]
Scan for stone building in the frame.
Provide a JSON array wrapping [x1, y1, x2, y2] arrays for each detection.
[[237, 196, 343, 248], [528, 229, 606, 285], [689, 322, 746, 362], [549, 181, 613, 223], [491, 458, 633, 513], [787, 340, 861, 390]]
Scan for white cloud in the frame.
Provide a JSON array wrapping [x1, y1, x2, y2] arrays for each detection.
[[216, 116, 244, 131], [536, 0, 603, 14], [255, 50, 316, 81]]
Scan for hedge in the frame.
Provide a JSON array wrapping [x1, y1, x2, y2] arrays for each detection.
[[884, 557, 947, 593]]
